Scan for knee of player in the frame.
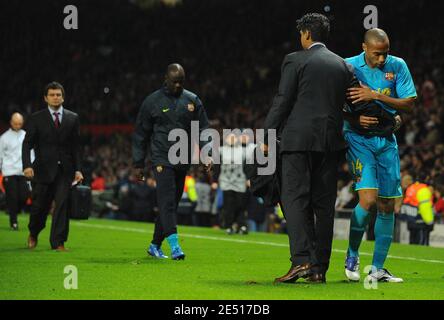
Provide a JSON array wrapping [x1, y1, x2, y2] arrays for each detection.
[[377, 198, 395, 214], [359, 196, 377, 212]]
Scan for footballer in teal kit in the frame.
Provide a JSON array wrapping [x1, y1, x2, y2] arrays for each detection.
[[343, 28, 417, 282]]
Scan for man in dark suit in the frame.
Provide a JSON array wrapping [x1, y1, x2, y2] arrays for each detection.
[[264, 13, 353, 283], [22, 82, 83, 251]]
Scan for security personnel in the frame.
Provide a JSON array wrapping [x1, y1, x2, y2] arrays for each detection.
[[184, 175, 198, 203], [400, 175, 434, 245], [176, 174, 198, 226], [132, 63, 211, 260]]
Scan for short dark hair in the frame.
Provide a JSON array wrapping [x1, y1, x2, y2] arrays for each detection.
[[44, 81, 65, 97], [296, 13, 330, 43], [364, 28, 389, 44]]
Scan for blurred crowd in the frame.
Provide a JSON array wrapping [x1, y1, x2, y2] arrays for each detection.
[[3, 1, 443, 127], [79, 133, 286, 233], [1, 0, 444, 230]]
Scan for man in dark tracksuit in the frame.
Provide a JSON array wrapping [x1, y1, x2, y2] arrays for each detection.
[[133, 63, 211, 260]]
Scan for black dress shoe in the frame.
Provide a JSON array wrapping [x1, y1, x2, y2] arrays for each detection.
[[306, 273, 326, 284], [53, 245, 69, 252], [274, 263, 312, 284], [27, 235, 37, 249]]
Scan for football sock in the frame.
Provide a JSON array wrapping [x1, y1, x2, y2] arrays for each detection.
[[166, 233, 180, 250], [347, 203, 370, 258], [372, 212, 395, 270]]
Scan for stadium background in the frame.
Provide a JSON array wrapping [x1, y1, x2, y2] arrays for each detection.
[[1, 0, 443, 240]]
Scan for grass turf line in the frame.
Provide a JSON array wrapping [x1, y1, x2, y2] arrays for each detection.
[[1, 213, 443, 300]]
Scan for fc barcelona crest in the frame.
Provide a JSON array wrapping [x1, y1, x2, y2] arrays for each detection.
[[187, 103, 195, 112], [385, 72, 394, 81]]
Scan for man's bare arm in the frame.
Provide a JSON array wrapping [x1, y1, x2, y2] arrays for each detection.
[[374, 93, 415, 113], [347, 85, 415, 113]]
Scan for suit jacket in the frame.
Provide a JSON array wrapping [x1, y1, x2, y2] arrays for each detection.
[[264, 45, 353, 152], [22, 107, 81, 184]]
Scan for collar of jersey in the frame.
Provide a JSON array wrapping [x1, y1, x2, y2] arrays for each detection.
[[358, 51, 390, 70]]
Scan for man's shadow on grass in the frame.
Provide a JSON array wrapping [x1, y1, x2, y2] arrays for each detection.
[[85, 256, 172, 265], [204, 279, 359, 289], [0, 247, 43, 253]]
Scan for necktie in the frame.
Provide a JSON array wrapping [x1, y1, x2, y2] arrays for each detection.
[[54, 112, 60, 128]]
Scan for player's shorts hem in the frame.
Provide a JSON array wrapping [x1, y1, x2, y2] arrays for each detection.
[[354, 188, 402, 198]]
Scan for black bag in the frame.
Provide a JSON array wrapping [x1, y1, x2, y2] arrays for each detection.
[[345, 76, 397, 137], [70, 184, 92, 220]]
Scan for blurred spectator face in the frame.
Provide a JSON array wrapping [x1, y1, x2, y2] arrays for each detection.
[[421, 80, 436, 105], [434, 175, 444, 196], [44, 89, 64, 108], [412, 155, 420, 166], [165, 69, 185, 97], [435, 144, 444, 155], [428, 185, 435, 195], [10, 113, 24, 131], [117, 167, 128, 180], [363, 39, 389, 68], [225, 133, 237, 146], [146, 177, 156, 188], [120, 184, 129, 195], [240, 133, 250, 145], [401, 174, 413, 191]]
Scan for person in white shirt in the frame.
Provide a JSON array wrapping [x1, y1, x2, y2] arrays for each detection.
[[215, 132, 251, 235], [0, 113, 30, 230]]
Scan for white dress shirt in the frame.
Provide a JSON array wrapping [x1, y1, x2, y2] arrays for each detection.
[[308, 42, 326, 50], [0, 129, 27, 176], [48, 105, 64, 124]]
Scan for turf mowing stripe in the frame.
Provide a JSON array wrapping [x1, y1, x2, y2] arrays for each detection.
[[72, 221, 444, 265]]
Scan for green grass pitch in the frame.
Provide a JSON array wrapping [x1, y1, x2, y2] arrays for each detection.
[[0, 213, 443, 300]]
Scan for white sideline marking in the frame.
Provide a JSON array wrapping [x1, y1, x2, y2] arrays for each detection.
[[73, 222, 444, 265]]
